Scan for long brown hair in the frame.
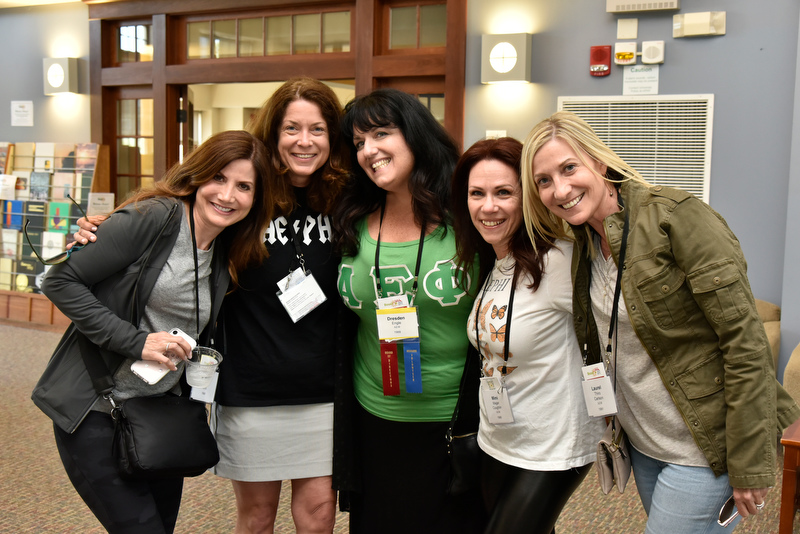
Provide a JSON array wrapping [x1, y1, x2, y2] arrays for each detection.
[[247, 77, 349, 216], [119, 130, 275, 288], [451, 137, 551, 291]]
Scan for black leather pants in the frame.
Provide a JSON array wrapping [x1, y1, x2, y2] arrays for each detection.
[[481, 451, 592, 534]]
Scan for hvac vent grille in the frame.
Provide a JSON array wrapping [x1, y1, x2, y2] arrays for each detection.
[[558, 94, 714, 202], [606, 0, 680, 13]]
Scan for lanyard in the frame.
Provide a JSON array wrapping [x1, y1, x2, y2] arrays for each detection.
[[474, 262, 517, 373], [285, 218, 307, 275], [187, 201, 201, 344], [584, 194, 629, 375], [374, 202, 425, 303]]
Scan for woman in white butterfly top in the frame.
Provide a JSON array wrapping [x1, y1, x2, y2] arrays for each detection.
[[452, 137, 605, 534]]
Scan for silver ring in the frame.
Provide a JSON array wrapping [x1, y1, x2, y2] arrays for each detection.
[[165, 342, 171, 352], [756, 502, 765, 510]]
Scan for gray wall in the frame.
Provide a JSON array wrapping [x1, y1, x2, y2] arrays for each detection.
[[2, 0, 800, 376], [466, 0, 800, 376], [780, 8, 800, 380], [0, 2, 90, 143]]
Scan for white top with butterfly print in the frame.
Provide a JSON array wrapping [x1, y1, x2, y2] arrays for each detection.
[[467, 240, 606, 471]]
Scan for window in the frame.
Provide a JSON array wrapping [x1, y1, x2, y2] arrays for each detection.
[[117, 98, 154, 199], [118, 24, 153, 63], [418, 94, 445, 124], [186, 11, 351, 59], [389, 3, 446, 50]]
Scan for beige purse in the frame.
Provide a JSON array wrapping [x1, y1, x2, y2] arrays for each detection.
[[596, 417, 631, 494]]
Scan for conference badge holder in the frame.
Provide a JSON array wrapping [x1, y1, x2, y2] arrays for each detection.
[[580, 362, 618, 417], [376, 295, 422, 396], [276, 266, 327, 323]]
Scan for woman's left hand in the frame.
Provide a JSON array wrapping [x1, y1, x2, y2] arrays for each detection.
[[732, 486, 770, 518], [141, 332, 193, 370]]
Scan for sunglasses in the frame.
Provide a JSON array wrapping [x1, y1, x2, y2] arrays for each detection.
[[23, 193, 89, 265]]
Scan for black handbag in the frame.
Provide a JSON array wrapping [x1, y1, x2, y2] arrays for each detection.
[[111, 395, 219, 480], [79, 201, 218, 480], [446, 345, 481, 495]]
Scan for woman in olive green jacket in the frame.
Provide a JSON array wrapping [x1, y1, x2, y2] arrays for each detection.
[[519, 111, 800, 533]]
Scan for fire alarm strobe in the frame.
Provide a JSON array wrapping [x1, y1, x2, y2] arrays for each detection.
[[590, 45, 612, 77]]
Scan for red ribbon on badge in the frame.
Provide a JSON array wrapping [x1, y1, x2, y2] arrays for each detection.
[[380, 341, 401, 396]]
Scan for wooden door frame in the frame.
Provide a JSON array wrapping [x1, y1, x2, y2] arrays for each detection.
[[84, 0, 466, 193]]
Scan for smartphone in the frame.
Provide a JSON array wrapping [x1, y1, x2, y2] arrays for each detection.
[[170, 328, 197, 351], [131, 359, 171, 385], [717, 496, 738, 527], [130, 328, 197, 384]]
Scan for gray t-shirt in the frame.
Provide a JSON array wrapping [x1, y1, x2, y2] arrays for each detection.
[[95, 204, 214, 411], [591, 240, 707, 467]]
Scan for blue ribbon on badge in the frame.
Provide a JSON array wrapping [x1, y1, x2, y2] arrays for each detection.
[[403, 338, 423, 393]]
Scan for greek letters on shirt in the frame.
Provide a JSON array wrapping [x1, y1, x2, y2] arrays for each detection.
[[338, 259, 471, 310], [266, 214, 333, 246]]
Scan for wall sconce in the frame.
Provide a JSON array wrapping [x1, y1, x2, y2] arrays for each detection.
[[481, 33, 532, 84], [43, 58, 78, 95]]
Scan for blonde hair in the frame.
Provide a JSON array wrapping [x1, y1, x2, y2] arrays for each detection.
[[520, 111, 649, 250]]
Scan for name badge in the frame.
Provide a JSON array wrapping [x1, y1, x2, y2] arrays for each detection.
[[276, 268, 327, 323], [580, 363, 618, 417], [480, 376, 514, 424], [376, 307, 420, 341], [189, 370, 220, 403]]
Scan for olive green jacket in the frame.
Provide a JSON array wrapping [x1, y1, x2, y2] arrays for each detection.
[[571, 180, 800, 488]]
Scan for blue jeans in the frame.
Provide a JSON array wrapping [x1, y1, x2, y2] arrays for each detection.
[[630, 446, 740, 534]]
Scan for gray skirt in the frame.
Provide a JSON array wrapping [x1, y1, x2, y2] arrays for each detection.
[[210, 402, 333, 482]]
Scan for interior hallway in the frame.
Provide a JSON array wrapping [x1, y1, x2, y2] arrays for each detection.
[[0, 321, 791, 533]]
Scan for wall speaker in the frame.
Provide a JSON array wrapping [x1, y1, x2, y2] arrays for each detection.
[[641, 40, 665, 64]]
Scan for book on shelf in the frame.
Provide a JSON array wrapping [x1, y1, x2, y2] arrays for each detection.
[[24, 201, 47, 230], [0, 174, 16, 199], [55, 143, 76, 172], [76, 143, 99, 171], [2, 199, 24, 229], [47, 201, 72, 233], [87, 192, 115, 216], [1, 228, 21, 258], [51, 172, 75, 200], [12, 142, 35, 171], [11, 170, 30, 201], [16, 257, 44, 293], [34, 142, 55, 172], [0, 143, 14, 174], [29, 171, 51, 201], [0, 257, 14, 290], [41, 231, 66, 259], [73, 171, 94, 204]]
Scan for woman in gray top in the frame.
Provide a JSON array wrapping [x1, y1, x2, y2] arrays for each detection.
[[32, 130, 276, 534]]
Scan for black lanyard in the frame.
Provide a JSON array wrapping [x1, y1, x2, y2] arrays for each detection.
[[374, 202, 425, 303], [285, 218, 307, 275], [187, 201, 201, 345], [584, 195, 629, 372], [474, 262, 517, 374]]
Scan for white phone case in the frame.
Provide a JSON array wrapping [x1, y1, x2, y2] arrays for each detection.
[[131, 360, 171, 385]]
